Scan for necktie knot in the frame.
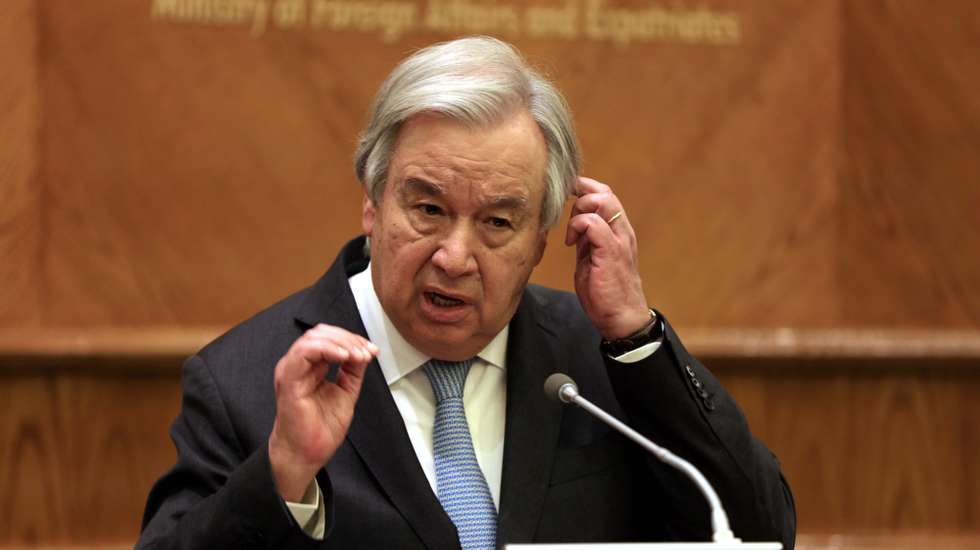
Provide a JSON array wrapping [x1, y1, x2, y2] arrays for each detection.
[[423, 358, 475, 402]]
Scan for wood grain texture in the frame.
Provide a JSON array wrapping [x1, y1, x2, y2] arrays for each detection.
[[2, 1, 977, 333], [839, 1, 980, 328], [795, 533, 980, 549], [25, 0, 847, 330], [0, 370, 180, 545], [0, 0, 42, 326], [555, 0, 841, 329], [717, 363, 980, 533], [2, 360, 979, 544], [39, 0, 367, 326]]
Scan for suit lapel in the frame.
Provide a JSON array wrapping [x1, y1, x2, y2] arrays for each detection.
[[496, 290, 565, 545], [295, 238, 458, 550], [346, 362, 460, 549]]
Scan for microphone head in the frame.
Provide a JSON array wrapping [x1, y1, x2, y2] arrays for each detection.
[[543, 373, 577, 403]]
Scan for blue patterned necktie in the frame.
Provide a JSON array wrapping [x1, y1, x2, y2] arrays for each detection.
[[423, 358, 498, 550]]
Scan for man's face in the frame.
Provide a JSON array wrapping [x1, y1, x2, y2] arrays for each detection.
[[362, 110, 550, 361]]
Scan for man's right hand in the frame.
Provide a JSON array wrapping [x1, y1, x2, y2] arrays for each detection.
[[268, 324, 379, 502]]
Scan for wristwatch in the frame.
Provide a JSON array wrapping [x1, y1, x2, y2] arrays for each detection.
[[599, 309, 665, 357]]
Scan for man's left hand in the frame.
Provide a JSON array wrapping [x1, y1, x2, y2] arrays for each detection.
[[565, 176, 651, 340]]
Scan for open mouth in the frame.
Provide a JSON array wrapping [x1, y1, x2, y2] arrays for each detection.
[[425, 291, 466, 308]]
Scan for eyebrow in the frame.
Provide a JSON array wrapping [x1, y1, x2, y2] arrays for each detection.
[[400, 176, 530, 212], [487, 195, 529, 211], [402, 177, 444, 198]]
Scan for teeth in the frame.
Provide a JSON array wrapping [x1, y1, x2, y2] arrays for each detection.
[[429, 292, 464, 307]]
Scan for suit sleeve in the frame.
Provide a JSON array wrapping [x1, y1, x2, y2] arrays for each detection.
[[137, 355, 332, 549], [603, 318, 796, 549]]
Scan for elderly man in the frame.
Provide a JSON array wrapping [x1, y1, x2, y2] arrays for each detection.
[[139, 37, 796, 549]]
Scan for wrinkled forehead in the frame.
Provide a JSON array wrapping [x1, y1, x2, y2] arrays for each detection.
[[387, 111, 548, 202]]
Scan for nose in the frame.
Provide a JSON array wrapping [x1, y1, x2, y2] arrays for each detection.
[[431, 223, 479, 278]]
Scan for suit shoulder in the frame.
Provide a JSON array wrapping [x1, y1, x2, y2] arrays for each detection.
[[526, 284, 588, 320], [525, 284, 596, 341], [195, 286, 312, 367]]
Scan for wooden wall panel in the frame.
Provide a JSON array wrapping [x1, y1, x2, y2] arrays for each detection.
[[0, 369, 180, 545], [15, 0, 980, 335], [563, 0, 841, 329], [39, 0, 368, 326], [29, 0, 847, 331], [720, 363, 980, 533], [0, 0, 42, 326], [840, 2, 980, 328], [2, 362, 979, 545]]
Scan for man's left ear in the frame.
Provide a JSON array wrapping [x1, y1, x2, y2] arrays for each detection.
[[361, 191, 377, 237], [532, 231, 547, 266]]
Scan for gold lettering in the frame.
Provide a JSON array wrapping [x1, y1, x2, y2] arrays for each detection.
[[151, 0, 741, 47], [310, 1, 417, 42], [424, 0, 520, 36], [251, 1, 270, 36], [585, 0, 741, 46], [151, 0, 271, 36], [151, 0, 180, 18], [525, 0, 578, 39], [273, 0, 307, 28]]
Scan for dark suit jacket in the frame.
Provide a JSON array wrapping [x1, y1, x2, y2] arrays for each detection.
[[138, 236, 796, 549]]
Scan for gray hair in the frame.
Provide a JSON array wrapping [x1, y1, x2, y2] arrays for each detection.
[[354, 36, 580, 228]]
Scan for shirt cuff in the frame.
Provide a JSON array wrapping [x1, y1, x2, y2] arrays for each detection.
[[285, 478, 327, 540], [612, 340, 662, 363]]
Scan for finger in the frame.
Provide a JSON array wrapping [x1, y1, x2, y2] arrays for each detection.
[[569, 179, 614, 214], [576, 233, 591, 262], [292, 338, 354, 369], [294, 333, 371, 370], [572, 192, 621, 218], [574, 176, 612, 197], [569, 191, 613, 221], [311, 362, 330, 381], [276, 351, 333, 399], [302, 362, 331, 394], [566, 209, 598, 247], [566, 203, 627, 247], [566, 194, 625, 244], [567, 212, 617, 253], [335, 360, 370, 395], [313, 324, 378, 357], [308, 325, 378, 363]]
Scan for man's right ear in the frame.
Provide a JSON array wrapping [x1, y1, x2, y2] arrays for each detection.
[[361, 192, 377, 237]]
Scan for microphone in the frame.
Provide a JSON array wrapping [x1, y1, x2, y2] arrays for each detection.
[[543, 373, 738, 544]]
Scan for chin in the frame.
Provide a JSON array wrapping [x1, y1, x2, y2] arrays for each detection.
[[414, 329, 481, 361]]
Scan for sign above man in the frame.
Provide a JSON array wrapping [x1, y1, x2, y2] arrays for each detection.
[[139, 36, 796, 549]]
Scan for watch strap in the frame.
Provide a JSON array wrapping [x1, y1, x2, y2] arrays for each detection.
[[599, 309, 664, 357]]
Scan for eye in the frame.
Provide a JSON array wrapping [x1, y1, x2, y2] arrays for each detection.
[[418, 204, 442, 216], [488, 217, 512, 229]]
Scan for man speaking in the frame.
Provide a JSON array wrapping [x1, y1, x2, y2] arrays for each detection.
[[138, 37, 796, 549]]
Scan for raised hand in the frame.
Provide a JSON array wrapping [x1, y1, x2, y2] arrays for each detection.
[[564, 177, 650, 340], [268, 324, 379, 501]]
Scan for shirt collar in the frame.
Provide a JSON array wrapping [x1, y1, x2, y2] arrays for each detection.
[[349, 262, 508, 386]]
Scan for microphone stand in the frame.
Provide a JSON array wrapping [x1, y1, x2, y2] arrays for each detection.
[[547, 374, 738, 544]]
